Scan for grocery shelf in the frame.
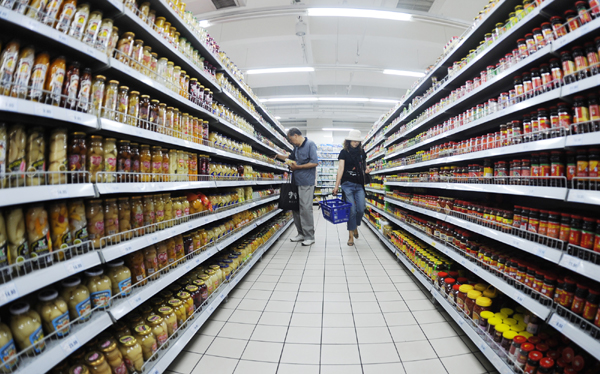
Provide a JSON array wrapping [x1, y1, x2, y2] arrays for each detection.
[[144, 218, 292, 374], [95, 180, 216, 194], [548, 313, 600, 358], [366, 151, 386, 162], [0, 96, 99, 129], [99, 195, 279, 262], [551, 15, 600, 52], [560, 73, 600, 97], [0, 250, 101, 307], [385, 181, 569, 200], [566, 189, 600, 206], [431, 288, 514, 374], [16, 311, 113, 374], [364, 135, 387, 152], [566, 132, 600, 147], [365, 187, 385, 194], [384, 197, 447, 221], [0, 183, 96, 208], [109, 245, 219, 320], [558, 254, 600, 283], [216, 118, 283, 155]]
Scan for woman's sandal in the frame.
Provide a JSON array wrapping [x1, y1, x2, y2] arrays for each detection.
[[347, 239, 354, 246], [354, 230, 359, 239]]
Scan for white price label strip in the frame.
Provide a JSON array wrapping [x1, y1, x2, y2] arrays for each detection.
[[64, 259, 84, 274], [0, 282, 19, 304], [129, 294, 144, 309], [60, 335, 80, 355], [549, 314, 566, 332]]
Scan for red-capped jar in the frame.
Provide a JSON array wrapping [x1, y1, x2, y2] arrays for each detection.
[[443, 277, 456, 297], [517, 342, 535, 369], [437, 272, 449, 290], [581, 217, 596, 249], [509, 335, 527, 361], [524, 351, 543, 373], [559, 213, 571, 242], [583, 289, 600, 321], [571, 283, 589, 315], [538, 357, 555, 374]]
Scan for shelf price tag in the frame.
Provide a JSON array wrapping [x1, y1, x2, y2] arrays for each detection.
[[549, 314, 566, 332], [514, 291, 526, 304], [0, 282, 19, 305], [1, 98, 18, 111], [147, 235, 159, 244], [129, 294, 144, 309], [478, 342, 487, 352], [51, 186, 70, 198], [64, 259, 84, 274], [60, 335, 81, 355], [562, 256, 582, 272], [35, 104, 54, 118]]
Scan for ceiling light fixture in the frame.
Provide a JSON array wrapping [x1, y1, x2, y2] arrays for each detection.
[[261, 97, 318, 103], [383, 69, 425, 77], [322, 128, 354, 131], [199, 20, 211, 28], [307, 8, 411, 21], [275, 116, 281, 119], [260, 97, 398, 104], [319, 97, 368, 102], [246, 67, 315, 75]]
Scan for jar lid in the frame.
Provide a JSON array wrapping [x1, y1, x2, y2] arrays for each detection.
[[62, 276, 81, 288], [495, 324, 510, 333], [513, 314, 524, 322], [502, 330, 519, 340], [69, 364, 90, 374], [503, 318, 517, 326], [107, 260, 125, 267], [458, 284, 474, 293], [482, 288, 497, 298], [147, 315, 163, 324], [38, 289, 59, 302], [168, 299, 183, 307], [500, 307, 514, 317], [452, 284, 461, 291], [513, 335, 527, 344], [118, 335, 138, 347], [158, 306, 173, 314], [99, 337, 117, 352], [487, 317, 502, 326], [467, 290, 482, 299], [134, 325, 152, 335], [85, 351, 105, 366], [85, 268, 104, 277], [473, 283, 487, 292], [186, 285, 198, 292], [193, 280, 205, 287], [540, 357, 555, 369], [528, 351, 543, 361], [9, 302, 30, 315], [177, 291, 190, 299], [444, 278, 456, 284], [480, 311, 494, 320], [475, 296, 492, 306], [512, 322, 526, 332]]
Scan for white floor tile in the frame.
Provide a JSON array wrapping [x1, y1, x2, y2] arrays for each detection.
[[356, 326, 393, 343], [258, 311, 292, 326], [168, 351, 201, 374], [233, 360, 277, 374], [322, 313, 355, 328], [280, 343, 321, 364], [250, 324, 288, 342], [320, 365, 363, 374], [441, 354, 488, 374], [285, 326, 321, 344], [217, 322, 256, 340], [277, 363, 320, 374], [359, 342, 400, 364], [205, 337, 248, 359], [184, 334, 214, 354], [241, 341, 284, 363], [395, 341, 437, 362], [191, 355, 238, 374], [362, 363, 407, 374], [321, 344, 361, 365], [388, 325, 427, 342], [321, 327, 358, 344], [290, 313, 323, 327], [430, 336, 472, 357], [403, 359, 449, 374]]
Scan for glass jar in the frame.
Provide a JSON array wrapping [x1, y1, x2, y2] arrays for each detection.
[[84, 268, 112, 310], [142, 195, 156, 231], [151, 146, 163, 182], [130, 196, 144, 236], [116, 32, 135, 63], [140, 145, 152, 182], [87, 136, 104, 184], [163, 194, 173, 227], [116, 140, 131, 183], [116, 197, 132, 241], [127, 91, 140, 127], [85, 199, 105, 248], [103, 138, 117, 183], [154, 195, 165, 230], [167, 299, 186, 328], [147, 315, 169, 349], [117, 336, 143, 373], [149, 99, 159, 131], [84, 351, 112, 374], [9, 302, 45, 355], [139, 95, 151, 130], [106, 260, 132, 298], [49, 128, 68, 185], [36, 289, 70, 338], [60, 277, 92, 323], [133, 325, 157, 361], [177, 291, 194, 318], [157, 306, 178, 338], [156, 241, 169, 272], [143, 245, 159, 281], [102, 80, 119, 120], [126, 251, 147, 287], [116, 86, 129, 123], [98, 337, 127, 374]]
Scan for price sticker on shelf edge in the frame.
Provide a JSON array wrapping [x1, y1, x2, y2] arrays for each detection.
[[61, 335, 81, 355], [2, 98, 17, 111], [0, 282, 19, 305], [52, 187, 69, 198], [130, 294, 143, 309], [514, 291, 526, 304], [35, 104, 54, 118], [563, 256, 582, 272], [65, 259, 84, 274], [550, 314, 566, 332]]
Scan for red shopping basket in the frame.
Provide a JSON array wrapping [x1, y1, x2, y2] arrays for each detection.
[[319, 198, 352, 224]]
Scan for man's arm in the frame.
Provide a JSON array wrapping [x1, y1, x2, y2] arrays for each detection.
[[273, 153, 289, 161], [290, 162, 318, 170]]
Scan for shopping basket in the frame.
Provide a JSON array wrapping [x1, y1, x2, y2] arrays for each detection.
[[318, 198, 352, 224]]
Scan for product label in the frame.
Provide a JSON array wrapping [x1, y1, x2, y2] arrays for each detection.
[[118, 277, 132, 296], [52, 311, 71, 337], [105, 157, 117, 171], [156, 331, 168, 346], [91, 289, 111, 309], [0, 339, 17, 371], [31, 234, 51, 256], [90, 155, 102, 166], [75, 297, 92, 320], [49, 69, 65, 98], [29, 326, 45, 354], [72, 227, 88, 244], [77, 79, 91, 110], [66, 73, 79, 106], [12, 58, 32, 96], [56, 3, 77, 32], [94, 220, 104, 232]]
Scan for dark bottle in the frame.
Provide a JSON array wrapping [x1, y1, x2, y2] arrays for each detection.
[[539, 63, 553, 92], [61, 61, 81, 110], [538, 107, 549, 139], [561, 50, 576, 84], [549, 106, 560, 138], [576, 149, 589, 189], [531, 68, 542, 95], [522, 71, 533, 98], [589, 147, 599, 190], [585, 41, 600, 76], [572, 45, 589, 81], [550, 151, 565, 187], [539, 152, 550, 187], [588, 94, 600, 132]]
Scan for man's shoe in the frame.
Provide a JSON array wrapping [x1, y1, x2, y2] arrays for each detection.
[[302, 239, 315, 246], [290, 235, 305, 242]]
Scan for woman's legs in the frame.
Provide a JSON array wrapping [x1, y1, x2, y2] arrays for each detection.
[[354, 186, 366, 232], [341, 182, 365, 245]]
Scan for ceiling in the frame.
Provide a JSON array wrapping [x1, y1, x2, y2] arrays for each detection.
[[191, 0, 489, 132]]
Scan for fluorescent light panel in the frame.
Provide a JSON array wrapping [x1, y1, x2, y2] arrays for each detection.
[[260, 97, 399, 104], [308, 8, 411, 21], [322, 128, 354, 131], [246, 67, 314, 75], [199, 20, 211, 28], [383, 69, 425, 77]]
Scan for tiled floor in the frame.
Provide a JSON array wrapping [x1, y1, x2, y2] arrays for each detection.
[[167, 212, 499, 374]]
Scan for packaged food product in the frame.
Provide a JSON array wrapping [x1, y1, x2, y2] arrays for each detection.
[[87, 135, 103, 183], [103, 198, 119, 243], [0, 319, 18, 372], [7, 124, 26, 187], [140, 145, 151, 182], [48, 201, 73, 252], [102, 80, 118, 120], [24, 128, 45, 187], [67, 200, 89, 245], [84, 351, 112, 374], [48, 128, 68, 185], [0, 124, 6, 189], [146, 315, 168, 349], [167, 299, 186, 328], [0, 40, 20, 96], [0, 212, 8, 274], [68, 132, 87, 182], [60, 277, 91, 323], [85, 199, 104, 248], [44, 56, 65, 106], [28, 51, 50, 102], [61, 62, 80, 110], [117, 336, 143, 373], [133, 325, 157, 361], [90, 75, 106, 116], [95, 18, 113, 52], [155, 241, 168, 272], [36, 289, 70, 338], [154, 194, 165, 230], [10, 46, 34, 99], [25, 204, 53, 266], [157, 306, 177, 337], [106, 260, 131, 298], [76, 68, 92, 113], [130, 196, 144, 236], [143, 245, 159, 281], [55, 0, 77, 33], [116, 86, 129, 123], [98, 337, 127, 374], [26, 0, 48, 20], [126, 251, 147, 287], [9, 302, 45, 355], [81, 10, 103, 45], [6, 207, 30, 268], [117, 197, 131, 240], [84, 268, 112, 309]]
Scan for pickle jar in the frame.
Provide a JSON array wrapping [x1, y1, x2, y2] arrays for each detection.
[[133, 325, 157, 361], [143, 245, 159, 281], [142, 195, 156, 231], [9, 302, 46, 356], [167, 299, 186, 328], [117, 336, 143, 374], [157, 307, 178, 338], [90, 75, 106, 116], [177, 291, 194, 318], [36, 289, 70, 338], [127, 91, 140, 127], [156, 241, 169, 271], [106, 260, 132, 298], [98, 337, 127, 374], [84, 268, 112, 310], [130, 196, 144, 236], [49, 128, 69, 185], [118, 197, 132, 240], [87, 136, 104, 183], [60, 277, 92, 323], [102, 80, 119, 120], [168, 149, 178, 180], [146, 315, 169, 349], [103, 198, 120, 244], [131, 39, 145, 68], [154, 194, 165, 230], [96, 18, 114, 53], [84, 351, 112, 374], [85, 199, 105, 248], [116, 86, 129, 123]]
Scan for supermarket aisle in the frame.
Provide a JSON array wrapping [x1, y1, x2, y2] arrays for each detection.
[[167, 211, 497, 374]]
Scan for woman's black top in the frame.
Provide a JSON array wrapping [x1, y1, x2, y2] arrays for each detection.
[[338, 147, 367, 185]]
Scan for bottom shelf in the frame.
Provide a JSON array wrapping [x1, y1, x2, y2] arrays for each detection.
[[363, 218, 514, 374], [144, 219, 293, 373]]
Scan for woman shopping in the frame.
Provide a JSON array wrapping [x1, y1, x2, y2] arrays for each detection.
[[332, 130, 369, 246]]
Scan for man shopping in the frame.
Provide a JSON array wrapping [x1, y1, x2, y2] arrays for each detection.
[[275, 128, 318, 246]]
